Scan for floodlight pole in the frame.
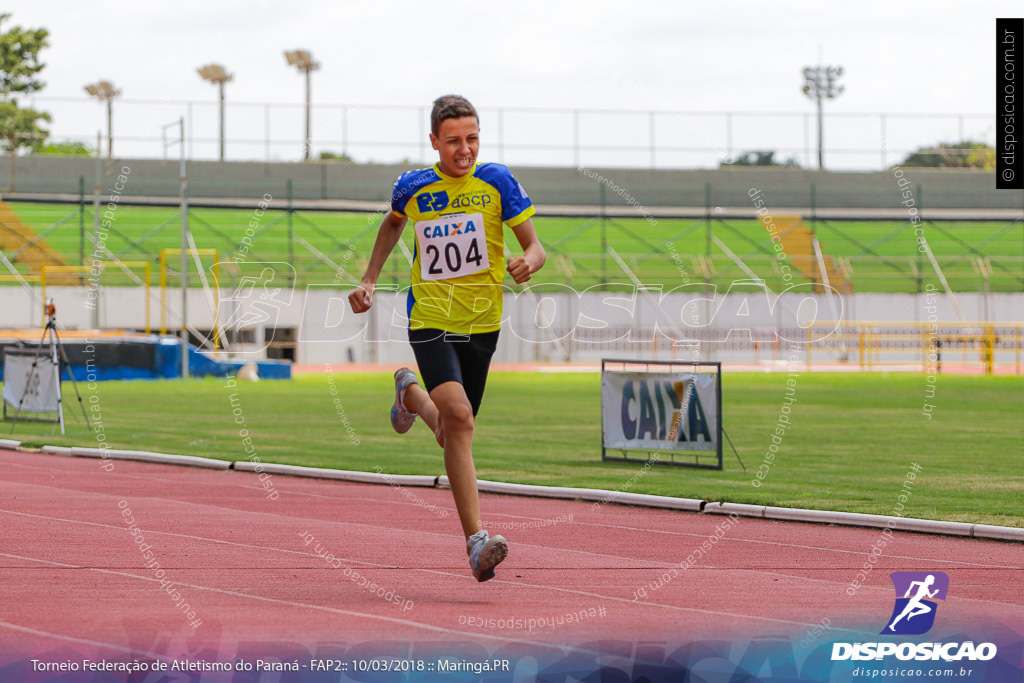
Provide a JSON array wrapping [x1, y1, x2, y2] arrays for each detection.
[[106, 99, 113, 159], [218, 79, 227, 161], [178, 117, 190, 379], [304, 67, 312, 161], [198, 65, 232, 162], [801, 65, 844, 170], [92, 130, 101, 329], [285, 50, 320, 161], [84, 81, 120, 160]]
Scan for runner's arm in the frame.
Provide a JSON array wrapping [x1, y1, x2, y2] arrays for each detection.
[[349, 211, 408, 313], [507, 219, 546, 285]]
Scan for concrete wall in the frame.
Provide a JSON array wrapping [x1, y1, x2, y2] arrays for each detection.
[[2, 154, 1020, 209], [6, 287, 1021, 367]]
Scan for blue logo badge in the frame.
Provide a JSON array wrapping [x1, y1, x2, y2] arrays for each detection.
[[416, 191, 448, 213], [881, 571, 949, 635]]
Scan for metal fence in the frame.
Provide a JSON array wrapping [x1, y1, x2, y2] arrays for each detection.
[[25, 95, 995, 172], [3, 193, 1022, 295]]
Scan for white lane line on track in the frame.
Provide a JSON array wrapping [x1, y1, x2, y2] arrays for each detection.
[[253, 486, 1024, 572], [0, 620, 168, 659], [10, 464, 1022, 625], [0, 508, 395, 570], [0, 508, 904, 634], [0, 459, 462, 523], [2, 473, 1020, 573], [5, 504, 1017, 618], [4, 464, 1022, 619], [0, 546, 866, 637], [0, 551, 602, 656], [0, 488, 672, 571], [4, 452, 1020, 564], [714, 567, 1024, 611]]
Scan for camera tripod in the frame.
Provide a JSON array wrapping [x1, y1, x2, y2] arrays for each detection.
[[6, 300, 90, 435]]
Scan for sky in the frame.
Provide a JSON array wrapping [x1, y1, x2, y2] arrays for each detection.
[[4, 1, 1019, 169]]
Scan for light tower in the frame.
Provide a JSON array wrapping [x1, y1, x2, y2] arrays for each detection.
[[83, 80, 120, 159], [801, 65, 844, 170], [284, 50, 320, 161], [197, 63, 233, 161]]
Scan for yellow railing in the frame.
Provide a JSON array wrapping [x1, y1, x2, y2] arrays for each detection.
[[0, 274, 41, 283], [808, 321, 1024, 374]]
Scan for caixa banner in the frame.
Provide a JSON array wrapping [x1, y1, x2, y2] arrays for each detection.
[[2, 349, 61, 414], [600, 359, 723, 469]]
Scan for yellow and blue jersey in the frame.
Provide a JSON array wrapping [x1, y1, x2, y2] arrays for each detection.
[[391, 162, 535, 334]]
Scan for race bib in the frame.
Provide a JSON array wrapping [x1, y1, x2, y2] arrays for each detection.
[[415, 212, 489, 281]]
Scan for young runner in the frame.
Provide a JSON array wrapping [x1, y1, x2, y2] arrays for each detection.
[[348, 94, 546, 582]]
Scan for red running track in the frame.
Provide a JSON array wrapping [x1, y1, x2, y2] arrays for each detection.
[[0, 448, 1021, 661]]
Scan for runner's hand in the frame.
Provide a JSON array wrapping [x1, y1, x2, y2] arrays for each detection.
[[506, 256, 533, 284], [348, 283, 374, 313]]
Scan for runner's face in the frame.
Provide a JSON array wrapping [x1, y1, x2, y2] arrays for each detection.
[[431, 117, 479, 177]]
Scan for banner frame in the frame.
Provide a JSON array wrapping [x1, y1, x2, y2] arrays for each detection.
[[601, 358, 723, 471], [2, 348, 62, 425]]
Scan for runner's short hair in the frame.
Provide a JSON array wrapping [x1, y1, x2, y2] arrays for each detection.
[[431, 95, 479, 136]]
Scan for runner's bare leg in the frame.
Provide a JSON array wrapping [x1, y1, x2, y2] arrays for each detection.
[[403, 383, 440, 443], [404, 381, 481, 539]]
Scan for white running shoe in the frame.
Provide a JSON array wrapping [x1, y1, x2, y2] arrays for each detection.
[[467, 529, 508, 582], [390, 367, 419, 434]]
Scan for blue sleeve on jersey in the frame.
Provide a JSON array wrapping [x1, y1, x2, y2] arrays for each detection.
[[390, 175, 409, 215], [476, 163, 534, 222], [391, 168, 440, 215]]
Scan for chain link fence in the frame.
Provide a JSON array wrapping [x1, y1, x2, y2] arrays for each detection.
[[22, 96, 996, 172]]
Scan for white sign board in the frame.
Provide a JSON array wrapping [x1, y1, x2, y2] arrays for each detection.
[[602, 370, 719, 452], [3, 352, 60, 413]]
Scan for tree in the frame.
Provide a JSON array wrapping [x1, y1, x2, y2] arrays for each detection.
[[318, 150, 354, 162], [720, 150, 801, 168], [0, 13, 50, 190], [900, 141, 995, 169], [0, 100, 50, 150], [35, 140, 92, 156], [0, 13, 48, 96]]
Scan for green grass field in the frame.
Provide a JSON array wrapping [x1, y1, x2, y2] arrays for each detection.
[[5, 371, 1021, 527], [5, 201, 1023, 292]]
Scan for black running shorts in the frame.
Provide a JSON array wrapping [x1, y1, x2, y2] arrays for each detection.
[[407, 328, 500, 416]]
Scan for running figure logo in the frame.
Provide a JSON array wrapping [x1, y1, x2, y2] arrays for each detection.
[[881, 571, 949, 635]]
